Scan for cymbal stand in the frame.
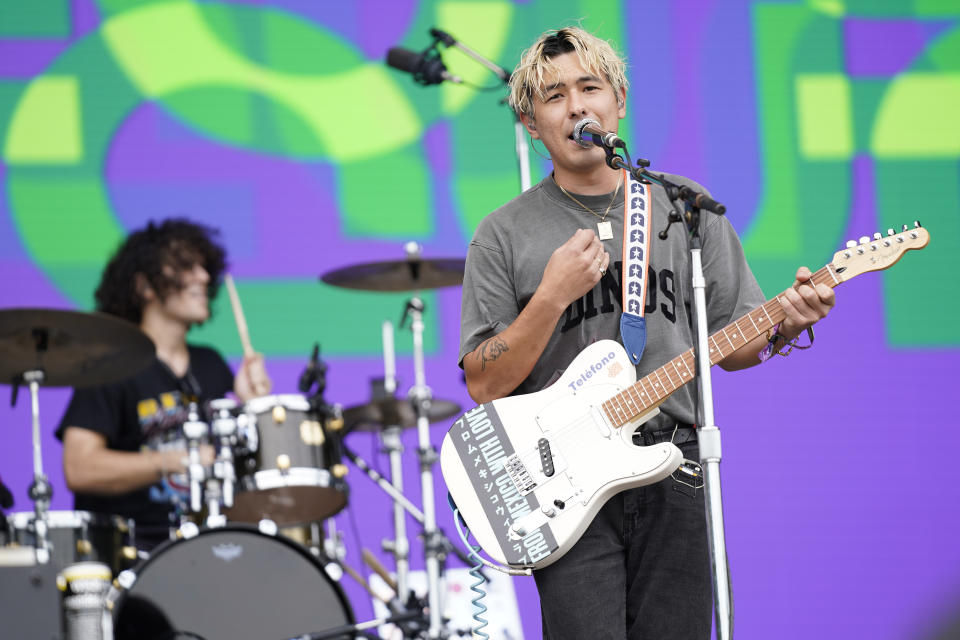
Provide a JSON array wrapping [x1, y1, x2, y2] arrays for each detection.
[[399, 265, 446, 639], [22, 368, 52, 564], [380, 320, 411, 604], [381, 424, 412, 604]]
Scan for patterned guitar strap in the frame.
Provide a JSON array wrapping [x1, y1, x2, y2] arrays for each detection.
[[620, 169, 653, 365]]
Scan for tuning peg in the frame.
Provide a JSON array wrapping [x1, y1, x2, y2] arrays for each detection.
[[845, 240, 857, 249], [902, 224, 909, 231], [887, 228, 895, 236], [859, 236, 870, 244], [873, 232, 882, 240], [913, 220, 921, 228]]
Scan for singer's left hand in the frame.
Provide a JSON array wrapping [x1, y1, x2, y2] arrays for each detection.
[[235, 352, 272, 402], [778, 266, 835, 339]]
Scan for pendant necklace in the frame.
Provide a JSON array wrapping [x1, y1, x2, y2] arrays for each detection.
[[555, 173, 623, 241]]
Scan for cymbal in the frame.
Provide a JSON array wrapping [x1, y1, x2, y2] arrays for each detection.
[[320, 257, 465, 292], [342, 396, 461, 432], [0, 308, 155, 388]]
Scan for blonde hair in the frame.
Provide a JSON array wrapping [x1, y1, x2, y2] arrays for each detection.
[[509, 27, 628, 119]]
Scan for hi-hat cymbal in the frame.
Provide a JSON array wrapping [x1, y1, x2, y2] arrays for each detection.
[[0, 308, 155, 387], [320, 257, 465, 292], [342, 396, 461, 432]]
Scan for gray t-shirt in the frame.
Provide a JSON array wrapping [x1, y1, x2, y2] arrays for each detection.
[[459, 173, 766, 428]]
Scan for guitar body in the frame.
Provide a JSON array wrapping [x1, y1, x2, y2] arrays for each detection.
[[442, 224, 929, 570], [441, 340, 683, 570]]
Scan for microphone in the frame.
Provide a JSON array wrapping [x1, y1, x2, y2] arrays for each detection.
[[386, 47, 462, 86], [573, 118, 626, 150], [298, 343, 320, 393]]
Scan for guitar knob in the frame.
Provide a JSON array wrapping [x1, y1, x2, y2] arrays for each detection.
[[845, 240, 857, 249]]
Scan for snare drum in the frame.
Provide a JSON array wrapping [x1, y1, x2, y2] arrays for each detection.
[[106, 524, 354, 640], [4, 510, 133, 574], [227, 394, 348, 525]]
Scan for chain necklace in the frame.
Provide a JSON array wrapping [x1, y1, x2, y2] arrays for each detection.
[[555, 173, 623, 241]]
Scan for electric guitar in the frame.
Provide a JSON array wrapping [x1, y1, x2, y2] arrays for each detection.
[[441, 224, 929, 570]]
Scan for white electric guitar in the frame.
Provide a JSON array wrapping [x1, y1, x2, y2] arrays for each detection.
[[441, 224, 929, 570]]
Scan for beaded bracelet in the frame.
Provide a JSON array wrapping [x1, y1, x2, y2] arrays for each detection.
[[758, 323, 815, 363]]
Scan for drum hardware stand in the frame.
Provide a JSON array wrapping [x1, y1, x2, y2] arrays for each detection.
[[340, 443, 473, 569], [210, 399, 238, 516], [9, 328, 56, 564], [22, 368, 53, 565], [295, 605, 427, 640], [380, 424, 412, 604], [399, 242, 446, 638], [306, 536, 429, 640], [341, 431, 477, 638], [378, 321, 413, 605], [183, 402, 209, 517]]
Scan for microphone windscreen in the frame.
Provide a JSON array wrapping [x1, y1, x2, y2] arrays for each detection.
[[386, 47, 422, 73], [573, 118, 601, 147]]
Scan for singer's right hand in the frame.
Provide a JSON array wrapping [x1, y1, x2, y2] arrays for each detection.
[[539, 228, 609, 307]]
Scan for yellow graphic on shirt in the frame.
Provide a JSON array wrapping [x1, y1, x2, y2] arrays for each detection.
[[137, 398, 159, 421], [159, 392, 178, 411]]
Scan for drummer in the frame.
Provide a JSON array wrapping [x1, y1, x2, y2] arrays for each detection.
[[55, 218, 272, 550]]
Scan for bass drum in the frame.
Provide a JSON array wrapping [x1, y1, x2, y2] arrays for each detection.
[[105, 524, 353, 640]]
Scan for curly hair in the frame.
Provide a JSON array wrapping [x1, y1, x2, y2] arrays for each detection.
[[95, 218, 227, 324], [509, 27, 628, 120]]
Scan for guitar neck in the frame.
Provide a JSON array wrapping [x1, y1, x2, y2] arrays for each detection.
[[601, 263, 841, 428]]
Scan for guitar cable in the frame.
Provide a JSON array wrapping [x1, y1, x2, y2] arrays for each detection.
[[448, 493, 535, 640], [450, 496, 490, 640]]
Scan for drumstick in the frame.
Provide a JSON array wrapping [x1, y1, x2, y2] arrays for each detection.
[[363, 547, 400, 594], [223, 273, 254, 357], [341, 558, 393, 605]]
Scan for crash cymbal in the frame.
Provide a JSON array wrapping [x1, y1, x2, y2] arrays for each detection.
[[342, 396, 461, 432], [320, 257, 465, 292], [0, 308, 155, 387]]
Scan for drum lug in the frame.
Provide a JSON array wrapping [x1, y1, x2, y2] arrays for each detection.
[[258, 519, 279, 537]]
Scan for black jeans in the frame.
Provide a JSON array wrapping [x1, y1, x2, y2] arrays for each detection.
[[533, 440, 711, 640]]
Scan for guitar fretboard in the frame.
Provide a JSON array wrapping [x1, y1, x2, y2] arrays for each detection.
[[601, 263, 841, 428]]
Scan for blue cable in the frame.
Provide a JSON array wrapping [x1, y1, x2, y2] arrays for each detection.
[[449, 493, 489, 640]]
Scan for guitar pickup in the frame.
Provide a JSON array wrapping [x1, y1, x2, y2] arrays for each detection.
[[538, 438, 555, 477]]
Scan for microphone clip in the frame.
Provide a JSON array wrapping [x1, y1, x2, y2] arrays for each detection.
[[411, 42, 448, 86]]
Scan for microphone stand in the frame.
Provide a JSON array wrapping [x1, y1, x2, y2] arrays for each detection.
[[602, 144, 734, 639], [428, 27, 531, 192]]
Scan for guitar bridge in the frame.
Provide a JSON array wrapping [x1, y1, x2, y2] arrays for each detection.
[[505, 454, 537, 496]]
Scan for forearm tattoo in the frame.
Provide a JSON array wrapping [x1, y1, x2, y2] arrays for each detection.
[[476, 337, 509, 371]]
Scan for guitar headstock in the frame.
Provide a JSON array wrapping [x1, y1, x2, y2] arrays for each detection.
[[831, 222, 929, 281]]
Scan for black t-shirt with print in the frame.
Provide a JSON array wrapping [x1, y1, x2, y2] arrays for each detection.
[[56, 345, 233, 546]]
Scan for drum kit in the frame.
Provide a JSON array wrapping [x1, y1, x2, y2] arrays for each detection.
[[0, 246, 476, 640]]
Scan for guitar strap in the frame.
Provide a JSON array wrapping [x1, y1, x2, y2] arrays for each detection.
[[620, 169, 653, 365]]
